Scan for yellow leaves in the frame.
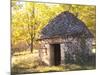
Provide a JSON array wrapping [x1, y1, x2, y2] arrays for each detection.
[[23, 2, 34, 13], [12, 2, 96, 47]]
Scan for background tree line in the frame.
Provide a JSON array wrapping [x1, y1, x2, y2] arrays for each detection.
[[11, 1, 96, 53]]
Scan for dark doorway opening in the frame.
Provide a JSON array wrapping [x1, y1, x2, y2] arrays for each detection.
[[53, 44, 61, 66]]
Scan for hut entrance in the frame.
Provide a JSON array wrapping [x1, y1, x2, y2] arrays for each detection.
[[52, 44, 61, 66]]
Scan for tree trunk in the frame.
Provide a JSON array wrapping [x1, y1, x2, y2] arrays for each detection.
[[30, 32, 34, 53], [39, 49, 42, 65], [30, 38, 33, 53]]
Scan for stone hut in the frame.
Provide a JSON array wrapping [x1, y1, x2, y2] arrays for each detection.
[[39, 11, 94, 66]]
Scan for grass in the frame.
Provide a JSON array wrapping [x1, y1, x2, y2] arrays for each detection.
[[11, 50, 96, 74]]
